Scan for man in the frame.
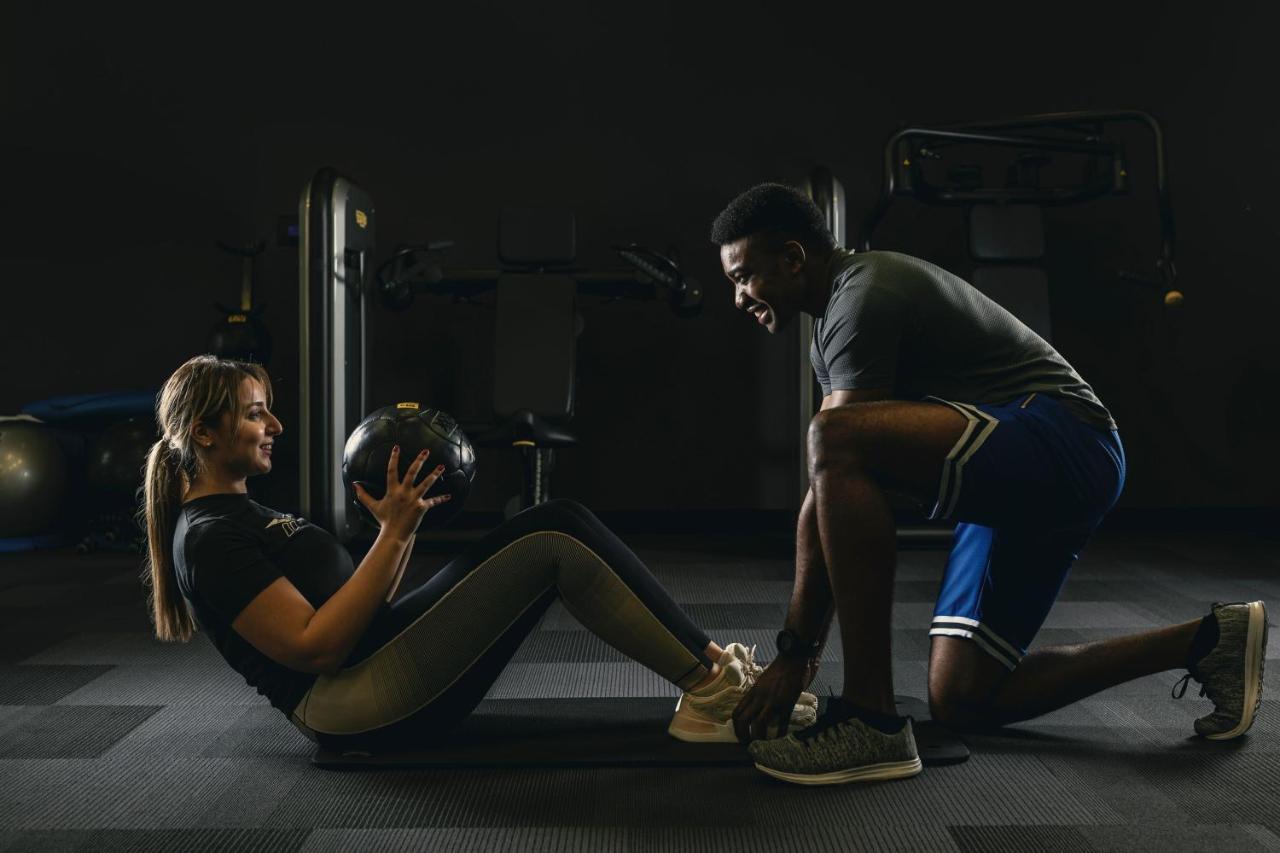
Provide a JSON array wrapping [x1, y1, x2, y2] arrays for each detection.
[[713, 182, 1267, 786]]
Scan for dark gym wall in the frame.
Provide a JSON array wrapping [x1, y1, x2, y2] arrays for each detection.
[[3, 3, 1277, 515]]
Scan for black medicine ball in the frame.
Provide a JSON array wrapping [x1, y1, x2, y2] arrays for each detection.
[[342, 403, 476, 530]]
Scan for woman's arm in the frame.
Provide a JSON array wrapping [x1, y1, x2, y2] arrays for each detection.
[[232, 447, 446, 675], [232, 528, 411, 674], [385, 534, 415, 603]]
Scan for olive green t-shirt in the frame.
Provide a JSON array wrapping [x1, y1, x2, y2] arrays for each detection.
[[811, 249, 1116, 431]]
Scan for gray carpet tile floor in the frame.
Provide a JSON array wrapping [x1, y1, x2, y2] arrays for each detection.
[[1, 529, 1277, 852]]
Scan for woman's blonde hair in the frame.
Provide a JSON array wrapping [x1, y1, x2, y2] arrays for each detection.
[[140, 355, 273, 641]]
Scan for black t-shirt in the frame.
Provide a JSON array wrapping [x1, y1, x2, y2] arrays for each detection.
[[173, 494, 355, 714]]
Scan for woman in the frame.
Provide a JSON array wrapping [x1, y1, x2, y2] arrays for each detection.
[[142, 355, 817, 752]]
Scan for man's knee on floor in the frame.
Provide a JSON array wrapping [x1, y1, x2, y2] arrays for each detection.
[[928, 682, 998, 731], [928, 635, 1013, 730]]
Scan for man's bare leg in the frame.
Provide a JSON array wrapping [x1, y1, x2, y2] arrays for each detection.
[[807, 401, 969, 715], [811, 462, 899, 714], [929, 620, 1203, 728]]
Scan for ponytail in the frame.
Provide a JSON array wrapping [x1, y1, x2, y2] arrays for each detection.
[[141, 439, 195, 642]]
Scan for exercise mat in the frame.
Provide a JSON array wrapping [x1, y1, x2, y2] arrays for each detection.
[[312, 695, 968, 768]]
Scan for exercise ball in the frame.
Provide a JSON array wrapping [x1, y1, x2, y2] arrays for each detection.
[[0, 420, 69, 538], [87, 417, 157, 507], [342, 403, 476, 530]]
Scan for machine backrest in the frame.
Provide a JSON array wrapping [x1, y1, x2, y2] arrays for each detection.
[[968, 204, 1053, 342], [493, 274, 577, 420], [498, 208, 576, 267]]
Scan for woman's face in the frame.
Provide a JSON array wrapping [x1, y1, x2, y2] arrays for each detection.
[[204, 377, 283, 479]]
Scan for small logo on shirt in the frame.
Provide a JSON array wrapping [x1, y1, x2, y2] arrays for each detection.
[[265, 516, 301, 538]]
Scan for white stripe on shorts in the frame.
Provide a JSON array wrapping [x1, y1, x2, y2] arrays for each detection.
[[930, 616, 1022, 671], [924, 397, 999, 521]]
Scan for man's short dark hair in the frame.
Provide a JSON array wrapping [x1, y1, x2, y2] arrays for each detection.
[[709, 183, 837, 252]]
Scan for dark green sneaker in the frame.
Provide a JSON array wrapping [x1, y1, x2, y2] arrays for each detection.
[[1175, 601, 1268, 740], [747, 701, 922, 785]]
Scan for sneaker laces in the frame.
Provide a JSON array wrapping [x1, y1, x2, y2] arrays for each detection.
[[734, 644, 765, 684], [1171, 672, 1208, 700], [1174, 602, 1225, 701]]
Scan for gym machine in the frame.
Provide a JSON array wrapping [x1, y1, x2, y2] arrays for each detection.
[[207, 241, 272, 365], [378, 207, 702, 520], [860, 109, 1182, 315], [798, 169, 847, 502], [298, 170, 701, 540], [298, 168, 376, 540]]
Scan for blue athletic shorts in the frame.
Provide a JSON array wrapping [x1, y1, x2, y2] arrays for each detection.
[[923, 392, 1126, 670]]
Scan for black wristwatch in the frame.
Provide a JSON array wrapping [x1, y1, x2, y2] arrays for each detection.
[[776, 628, 822, 660]]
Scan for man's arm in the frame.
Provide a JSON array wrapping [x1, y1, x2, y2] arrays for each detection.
[[787, 389, 890, 657], [788, 485, 833, 657]]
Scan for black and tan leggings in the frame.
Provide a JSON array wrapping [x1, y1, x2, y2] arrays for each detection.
[[291, 499, 714, 751]]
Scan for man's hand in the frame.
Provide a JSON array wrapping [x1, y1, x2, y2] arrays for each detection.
[[732, 656, 816, 743]]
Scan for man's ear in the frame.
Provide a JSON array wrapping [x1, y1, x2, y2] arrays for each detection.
[[780, 240, 807, 274]]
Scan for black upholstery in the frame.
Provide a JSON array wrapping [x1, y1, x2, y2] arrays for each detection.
[[492, 274, 577, 421], [477, 211, 583, 510], [968, 204, 1053, 342], [498, 208, 576, 267], [969, 204, 1045, 260]]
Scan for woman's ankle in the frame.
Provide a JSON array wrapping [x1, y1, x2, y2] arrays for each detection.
[[688, 662, 723, 693]]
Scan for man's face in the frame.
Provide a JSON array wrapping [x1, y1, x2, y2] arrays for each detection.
[[720, 236, 805, 334]]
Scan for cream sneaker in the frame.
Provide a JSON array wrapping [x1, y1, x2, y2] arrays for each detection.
[[668, 643, 818, 743]]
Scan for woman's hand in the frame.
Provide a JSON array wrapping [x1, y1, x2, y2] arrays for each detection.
[[352, 446, 451, 540]]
